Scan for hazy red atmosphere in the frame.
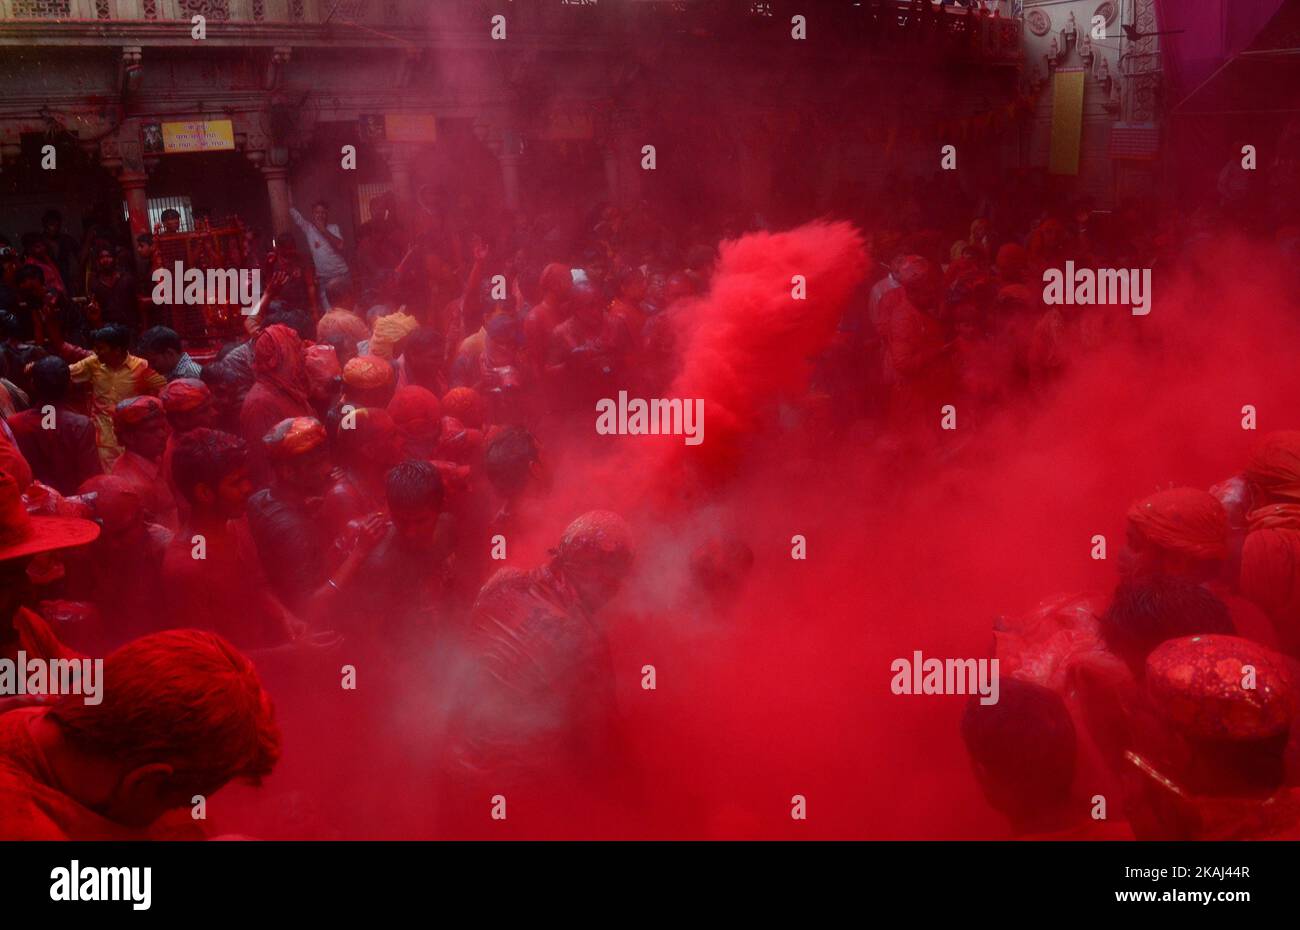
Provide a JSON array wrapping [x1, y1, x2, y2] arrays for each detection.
[[3, 0, 1300, 851]]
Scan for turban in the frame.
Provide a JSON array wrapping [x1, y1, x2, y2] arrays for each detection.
[[343, 355, 394, 391], [262, 417, 327, 461], [1240, 527, 1300, 617], [316, 309, 369, 346], [1145, 635, 1293, 741], [336, 407, 400, 467], [442, 387, 485, 429], [303, 343, 341, 394], [1127, 488, 1228, 561], [1246, 431, 1300, 503], [159, 377, 211, 414], [1246, 503, 1300, 532], [369, 312, 420, 360], [113, 395, 165, 430], [388, 386, 441, 432]]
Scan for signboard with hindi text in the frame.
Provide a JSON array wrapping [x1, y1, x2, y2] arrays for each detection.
[[161, 119, 236, 154]]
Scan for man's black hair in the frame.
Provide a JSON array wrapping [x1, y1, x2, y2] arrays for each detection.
[[91, 323, 131, 351], [385, 459, 444, 514], [15, 264, 45, 287], [28, 356, 71, 405], [1102, 574, 1234, 675], [171, 428, 248, 506], [483, 426, 540, 499], [960, 678, 1076, 819], [137, 325, 183, 356]]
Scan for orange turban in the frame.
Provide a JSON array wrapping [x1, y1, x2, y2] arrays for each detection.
[[262, 416, 327, 461], [1126, 488, 1228, 561], [1246, 431, 1300, 503], [1145, 634, 1293, 741], [343, 355, 394, 391]]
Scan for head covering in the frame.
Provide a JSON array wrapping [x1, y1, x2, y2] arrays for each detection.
[[556, 510, 634, 571], [996, 243, 1027, 282], [1145, 635, 1294, 741], [370, 312, 420, 360], [388, 385, 442, 432], [113, 395, 165, 431], [252, 324, 310, 406], [1240, 527, 1300, 617], [0, 468, 99, 562], [442, 387, 485, 429], [343, 355, 394, 392], [316, 308, 369, 346], [1246, 431, 1300, 503], [1127, 488, 1228, 561], [262, 416, 327, 461], [337, 407, 401, 467], [539, 262, 572, 298], [303, 343, 342, 395], [159, 377, 211, 414], [76, 474, 142, 535]]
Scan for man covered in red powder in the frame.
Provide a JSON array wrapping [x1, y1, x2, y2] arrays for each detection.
[[0, 629, 280, 840], [1122, 634, 1300, 839], [877, 256, 954, 432], [446, 511, 634, 793], [108, 395, 178, 530], [161, 428, 303, 650], [1239, 432, 1300, 654], [524, 262, 572, 372], [961, 678, 1134, 839]]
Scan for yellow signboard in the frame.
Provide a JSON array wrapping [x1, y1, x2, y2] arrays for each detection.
[[384, 114, 438, 143], [1048, 69, 1085, 176], [161, 119, 235, 154]]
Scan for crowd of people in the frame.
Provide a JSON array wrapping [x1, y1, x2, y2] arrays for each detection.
[[1, 157, 1299, 839]]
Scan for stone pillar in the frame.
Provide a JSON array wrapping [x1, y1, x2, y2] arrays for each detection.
[[261, 165, 292, 238], [119, 171, 150, 238]]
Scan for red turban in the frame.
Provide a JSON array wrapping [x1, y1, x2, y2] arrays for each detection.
[[1126, 488, 1228, 561], [1145, 634, 1293, 741], [1240, 527, 1300, 617], [113, 395, 165, 431], [441, 387, 485, 429], [1246, 431, 1300, 503], [388, 386, 441, 432], [159, 377, 211, 414], [337, 407, 400, 467]]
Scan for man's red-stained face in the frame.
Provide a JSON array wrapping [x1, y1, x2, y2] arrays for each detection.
[[169, 400, 218, 435], [123, 417, 170, 461], [93, 341, 128, 370], [96, 251, 115, 273], [194, 464, 254, 518], [392, 503, 441, 552], [286, 445, 333, 497]]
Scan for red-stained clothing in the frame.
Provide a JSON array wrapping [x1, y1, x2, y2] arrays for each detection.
[[160, 519, 289, 650], [109, 449, 179, 531], [0, 707, 200, 840], [6, 406, 102, 495]]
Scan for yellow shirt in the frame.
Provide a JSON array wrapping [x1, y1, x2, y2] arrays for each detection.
[[69, 353, 165, 468]]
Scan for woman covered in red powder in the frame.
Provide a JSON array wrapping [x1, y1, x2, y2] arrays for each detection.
[[240, 324, 314, 480]]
